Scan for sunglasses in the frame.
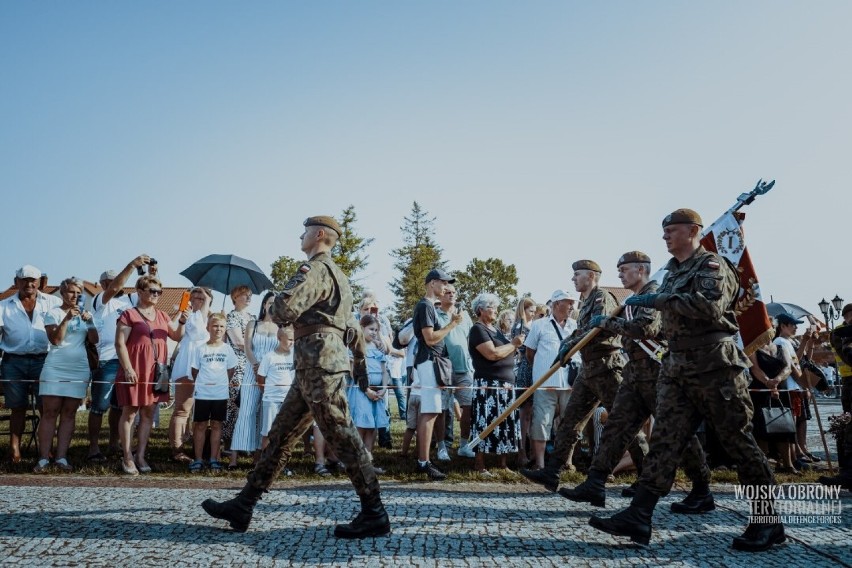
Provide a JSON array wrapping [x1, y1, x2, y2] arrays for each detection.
[[145, 288, 163, 296]]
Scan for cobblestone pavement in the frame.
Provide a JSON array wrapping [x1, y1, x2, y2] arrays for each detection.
[[1, 478, 850, 567]]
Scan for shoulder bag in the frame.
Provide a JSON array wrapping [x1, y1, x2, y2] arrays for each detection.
[[137, 308, 171, 394], [762, 395, 795, 435]]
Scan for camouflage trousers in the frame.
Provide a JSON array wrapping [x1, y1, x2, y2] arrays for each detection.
[[550, 365, 644, 469], [638, 366, 774, 496], [590, 357, 710, 486], [247, 369, 379, 500]]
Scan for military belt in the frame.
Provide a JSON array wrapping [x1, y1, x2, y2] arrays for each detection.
[[293, 324, 345, 341], [668, 332, 734, 352]]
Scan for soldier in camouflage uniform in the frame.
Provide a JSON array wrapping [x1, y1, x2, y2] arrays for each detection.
[[559, 251, 713, 514], [521, 260, 643, 491], [589, 209, 783, 552], [819, 304, 852, 489], [202, 216, 390, 539]]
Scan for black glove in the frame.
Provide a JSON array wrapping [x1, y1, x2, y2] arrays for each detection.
[[552, 341, 572, 368], [624, 294, 660, 309], [588, 315, 607, 328], [353, 358, 369, 393]]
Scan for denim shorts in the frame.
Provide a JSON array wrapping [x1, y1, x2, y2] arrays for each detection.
[[0, 354, 46, 409], [90, 359, 121, 415]]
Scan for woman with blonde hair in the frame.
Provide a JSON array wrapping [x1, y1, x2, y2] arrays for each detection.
[[511, 297, 536, 467], [167, 286, 214, 462], [224, 284, 255, 467], [115, 275, 187, 475], [34, 277, 98, 473]]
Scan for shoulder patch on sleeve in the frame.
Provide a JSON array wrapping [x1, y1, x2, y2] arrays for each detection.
[[298, 263, 312, 274], [700, 277, 721, 290], [706, 261, 720, 270], [283, 273, 307, 291], [595, 297, 603, 304]]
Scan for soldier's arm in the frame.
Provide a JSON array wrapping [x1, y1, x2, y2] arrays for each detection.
[[653, 258, 733, 320], [566, 291, 619, 350], [272, 262, 328, 325], [602, 306, 660, 340]]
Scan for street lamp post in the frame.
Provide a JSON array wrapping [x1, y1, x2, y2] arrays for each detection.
[[818, 294, 844, 330]]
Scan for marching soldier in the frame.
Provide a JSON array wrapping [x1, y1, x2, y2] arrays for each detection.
[[201, 216, 390, 539], [521, 260, 644, 491], [819, 304, 852, 489], [559, 251, 713, 514], [589, 209, 782, 552]]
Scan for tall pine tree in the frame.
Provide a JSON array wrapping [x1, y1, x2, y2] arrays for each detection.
[[389, 202, 445, 326], [332, 205, 374, 300]]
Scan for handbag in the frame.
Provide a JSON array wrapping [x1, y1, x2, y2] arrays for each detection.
[[755, 347, 786, 379], [136, 308, 171, 394], [85, 337, 99, 371], [431, 354, 453, 387], [762, 396, 795, 435]]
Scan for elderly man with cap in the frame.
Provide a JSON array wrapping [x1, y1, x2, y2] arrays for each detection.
[[201, 216, 390, 539], [522, 260, 632, 488], [522, 289, 579, 470], [411, 267, 464, 479], [86, 255, 152, 461], [589, 209, 783, 552], [0, 265, 62, 462], [820, 303, 852, 489], [560, 251, 713, 514]]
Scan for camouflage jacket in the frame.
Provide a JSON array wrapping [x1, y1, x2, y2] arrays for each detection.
[[602, 280, 663, 362], [563, 286, 624, 376], [829, 322, 852, 377], [655, 245, 749, 375], [274, 252, 364, 373]]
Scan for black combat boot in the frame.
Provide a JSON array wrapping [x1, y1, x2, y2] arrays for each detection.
[[201, 485, 264, 532], [670, 480, 715, 514], [333, 494, 392, 539], [520, 464, 561, 493], [588, 485, 659, 545], [558, 469, 608, 507], [621, 481, 638, 498], [731, 502, 786, 552]]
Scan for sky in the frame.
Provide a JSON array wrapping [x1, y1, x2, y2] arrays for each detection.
[[2, 1, 850, 322]]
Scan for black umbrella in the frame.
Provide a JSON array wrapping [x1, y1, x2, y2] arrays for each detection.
[[765, 302, 813, 320], [180, 254, 274, 296]]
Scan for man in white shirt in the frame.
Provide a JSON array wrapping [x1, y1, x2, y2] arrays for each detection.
[[86, 255, 151, 461], [0, 265, 62, 462], [523, 290, 579, 470]]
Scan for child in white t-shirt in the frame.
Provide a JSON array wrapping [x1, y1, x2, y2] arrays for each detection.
[[257, 325, 295, 451], [189, 313, 237, 472]]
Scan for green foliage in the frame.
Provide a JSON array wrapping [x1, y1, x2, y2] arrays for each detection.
[[270, 255, 302, 292], [452, 258, 518, 312], [389, 201, 445, 326], [331, 205, 374, 299]]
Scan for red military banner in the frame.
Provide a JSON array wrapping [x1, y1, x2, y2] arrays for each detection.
[[700, 211, 773, 355]]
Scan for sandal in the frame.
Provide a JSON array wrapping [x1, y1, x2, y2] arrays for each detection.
[[189, 460, 205, 473], [171, 452, 193, 464], [209, 460, 224, 472], [33, 458, 51, 473], [55, 458, 73, 472], [314, 463, 332, 477], [122, 459, 139, 476]]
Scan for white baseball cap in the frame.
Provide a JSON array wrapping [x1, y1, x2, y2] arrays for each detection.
[[16, 265, 42, 279], [550, 289, 578, 303], [100, 270, 118, 281]]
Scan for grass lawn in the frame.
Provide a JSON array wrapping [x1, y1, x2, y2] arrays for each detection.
[[0, 405, 828, 486]]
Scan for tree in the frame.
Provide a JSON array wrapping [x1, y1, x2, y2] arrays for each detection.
[[332, 205, 374, 300], [270, 255, 302, 292], [452, 258, 518, 312], [389, 202, 445, 326]]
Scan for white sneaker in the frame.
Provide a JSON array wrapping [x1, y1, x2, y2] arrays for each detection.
[[436, 447, 451, 461], [457, 444, 476, 458]]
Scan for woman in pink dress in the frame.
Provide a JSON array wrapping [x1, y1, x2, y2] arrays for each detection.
[[115, 275, 187, 475]]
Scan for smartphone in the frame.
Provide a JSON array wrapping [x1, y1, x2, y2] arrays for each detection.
[[179, 290, 191, 312], [369, 306, 379, 315]]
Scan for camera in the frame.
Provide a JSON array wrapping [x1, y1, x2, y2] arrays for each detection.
[[137, 258, 158, 276]]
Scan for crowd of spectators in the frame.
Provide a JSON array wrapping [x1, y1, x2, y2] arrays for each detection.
[[0, 259, 843, 481]]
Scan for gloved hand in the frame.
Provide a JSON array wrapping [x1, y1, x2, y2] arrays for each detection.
[[624, 294, 660, 309], [588, 315, 607, 328], [353, 357, 369, 392], [552, 341, 572, 368]]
